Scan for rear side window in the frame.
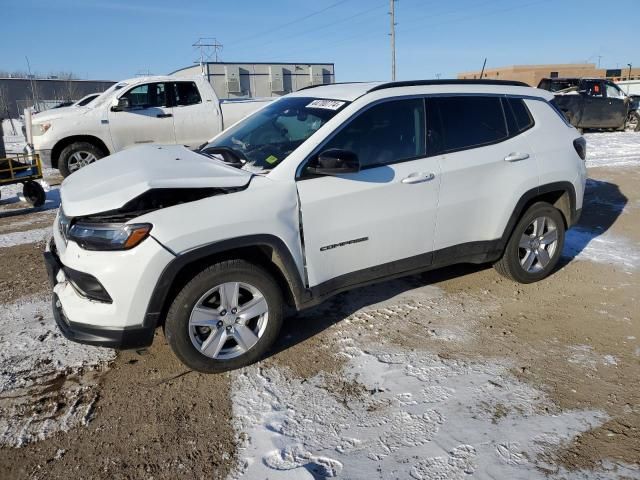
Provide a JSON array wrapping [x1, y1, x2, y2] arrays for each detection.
[[323, 98, 426, 168], [173, 82, 202, 106], [427, 96, 507, 155], [504, 97, 534, 134]]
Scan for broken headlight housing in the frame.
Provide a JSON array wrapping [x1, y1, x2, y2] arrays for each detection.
[[67, 223, 152, 251]]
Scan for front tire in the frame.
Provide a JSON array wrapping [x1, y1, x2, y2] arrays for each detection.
[[624, 111, 640, 132], [58, 141, 104, 177], [494, 202, 566, 283], [164, 259, 283, 373]]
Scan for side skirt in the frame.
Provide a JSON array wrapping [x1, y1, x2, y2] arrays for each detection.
[[301, 240, 502, 310]]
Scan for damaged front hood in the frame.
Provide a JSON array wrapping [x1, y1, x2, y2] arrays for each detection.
[[61, 145, 253, 217]]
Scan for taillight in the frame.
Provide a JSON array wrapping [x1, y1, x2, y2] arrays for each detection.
[[573, 137, 587, 161]]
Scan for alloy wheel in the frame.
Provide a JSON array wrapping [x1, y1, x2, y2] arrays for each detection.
[[188, 281, 269, 360], [518, 216, 559, 273], [67, 151, 98, 172]]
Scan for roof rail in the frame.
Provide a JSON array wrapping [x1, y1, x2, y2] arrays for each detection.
[[296, 81, 369, 92], [367, 79, 530, 92]]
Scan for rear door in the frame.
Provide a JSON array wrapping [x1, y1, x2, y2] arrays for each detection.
[[296, 98, 441, 289], [171, 81, 221, 148], [428, 95, 538, 258], [107, 82, 175, 151]]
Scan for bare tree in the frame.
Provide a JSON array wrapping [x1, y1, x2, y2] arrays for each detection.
[[57, 71, 81, 101], [0, 86, 9, 119]]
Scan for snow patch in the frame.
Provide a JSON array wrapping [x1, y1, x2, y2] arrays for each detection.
[[0, 297, 115, 447], [0, 226, 52, 248], [585, 132, 640, 168], [229, 314, 606, 479], [563, 228, 640, 270]]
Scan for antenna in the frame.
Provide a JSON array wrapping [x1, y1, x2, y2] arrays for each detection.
[[389, 0, 397, 81], [480, 58, 487, 78]]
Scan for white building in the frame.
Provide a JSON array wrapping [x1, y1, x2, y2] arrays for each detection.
[[171, 61, 335, 99]]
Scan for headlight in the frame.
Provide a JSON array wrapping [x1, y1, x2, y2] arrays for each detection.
[[68, 223, 152, 251], [32, 122, 52, 136]]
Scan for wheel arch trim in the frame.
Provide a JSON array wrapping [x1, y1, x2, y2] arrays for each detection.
[[143, 234, 309, 330]]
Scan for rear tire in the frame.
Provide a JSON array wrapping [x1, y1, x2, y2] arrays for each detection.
[[58, 141, 104, 177], [164, 259, 284, 373], [494, 202, 565, 283]]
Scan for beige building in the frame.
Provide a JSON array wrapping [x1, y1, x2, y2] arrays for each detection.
[[458, 63, 640, 87]]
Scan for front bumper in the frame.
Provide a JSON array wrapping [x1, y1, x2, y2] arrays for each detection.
[[36, 149, 53, 168], [43, 239, 156, 349]]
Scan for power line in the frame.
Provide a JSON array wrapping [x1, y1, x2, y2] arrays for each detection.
[[239, 2, 388, 57], [229, 0, 352, 47]]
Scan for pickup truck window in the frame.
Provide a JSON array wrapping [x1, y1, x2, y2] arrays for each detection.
[[122, 82, 168, 109], [173, 82, 202, 106], [427, 96, 508, 155], [605, 83, 625, 99], [203, 96, 349, 172], [582, 80, 604, 97], [322, 98, 426, 168]]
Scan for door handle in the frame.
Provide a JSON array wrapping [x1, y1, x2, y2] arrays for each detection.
[[401, 172, 436, 184], [156, 113, 173, 118], [504, 152, 530, 162]]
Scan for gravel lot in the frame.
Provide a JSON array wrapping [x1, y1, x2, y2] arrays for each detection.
[[0, 133, 639, 479]]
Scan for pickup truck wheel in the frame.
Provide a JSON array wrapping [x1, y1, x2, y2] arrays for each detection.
[[59, 142, 104, 177], [624, 111, 640, 132], [494, 202, 565, 284], [164, 259, 283, 373]]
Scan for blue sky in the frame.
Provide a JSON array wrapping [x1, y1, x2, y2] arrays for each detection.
[[3, 0, 638, 81]]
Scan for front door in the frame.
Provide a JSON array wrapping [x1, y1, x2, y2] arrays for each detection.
[[604, 81, 629, 129], [107, 82, 175, 151], [296, 98, 441, 291], [579, 80, 610, 128]]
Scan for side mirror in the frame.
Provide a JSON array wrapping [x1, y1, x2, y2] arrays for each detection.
[[111, 97, 130, 111], [308, 149, 360, 176]]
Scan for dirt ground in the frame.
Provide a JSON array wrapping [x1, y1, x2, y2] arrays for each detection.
[[0, 160, 639, 478]]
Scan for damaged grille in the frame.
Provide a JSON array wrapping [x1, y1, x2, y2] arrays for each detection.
[[76, 186, 245, 223]]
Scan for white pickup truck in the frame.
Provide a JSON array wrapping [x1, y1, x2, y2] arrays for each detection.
[[30, 75, 272, 176]]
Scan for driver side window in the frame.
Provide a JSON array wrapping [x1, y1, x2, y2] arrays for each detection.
[[122, 83, 168, 109], [321, 98, 426, 168]]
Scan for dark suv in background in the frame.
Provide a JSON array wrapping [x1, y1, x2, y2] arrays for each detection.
[[538, 77, 639, 132]]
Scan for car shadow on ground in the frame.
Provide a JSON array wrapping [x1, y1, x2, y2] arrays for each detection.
[[271, 263, 487, 359], [0, 188, 60, 219], [272, 178, 627, 360]]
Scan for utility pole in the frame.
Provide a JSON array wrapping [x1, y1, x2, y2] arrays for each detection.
[[193, 37, 223, 74], [389, 0, 396, 81], [628, 63, 633, 94]]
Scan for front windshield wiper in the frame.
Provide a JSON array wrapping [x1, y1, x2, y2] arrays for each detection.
[[198, 145, 247, 169]]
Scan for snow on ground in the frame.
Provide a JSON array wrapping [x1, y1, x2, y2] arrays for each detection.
[[228, 294, 624, 479], [0, 297, 115, 447], [585, 132, 640, 168], [0, 226, 52, 247], [564, 228, 640, 271]]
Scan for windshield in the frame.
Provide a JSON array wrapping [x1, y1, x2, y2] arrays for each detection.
[[202, 96, 349, 172]]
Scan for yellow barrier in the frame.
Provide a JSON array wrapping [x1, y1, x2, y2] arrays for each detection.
[[0, 153, 43, 185]]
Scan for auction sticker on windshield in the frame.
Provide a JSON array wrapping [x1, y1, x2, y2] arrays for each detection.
[[306, 99, 346, 110]]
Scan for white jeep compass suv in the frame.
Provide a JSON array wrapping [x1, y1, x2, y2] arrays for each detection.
[[44, 80, 587, 373]]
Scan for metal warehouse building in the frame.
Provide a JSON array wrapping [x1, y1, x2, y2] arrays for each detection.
[[171, 62, 335, 99]]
